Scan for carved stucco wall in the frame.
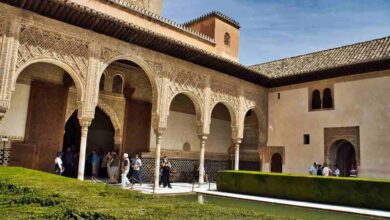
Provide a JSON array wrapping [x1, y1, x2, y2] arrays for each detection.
[[0, 4, 268, 149]]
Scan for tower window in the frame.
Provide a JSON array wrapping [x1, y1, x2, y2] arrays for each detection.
[[112, 74, 123, 94], [224, 33, 231, 46], [322, 88, 333, 109], [304, 134, 310, 145], [311, 90, 321, 110]]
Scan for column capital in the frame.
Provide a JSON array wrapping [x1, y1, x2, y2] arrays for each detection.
[[79, 118, 92, 128], [198, 134, 208, 141], [154, 127, 165, 136], [233, 138, 242, 144]]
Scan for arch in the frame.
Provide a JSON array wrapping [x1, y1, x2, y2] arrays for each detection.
[[243, 106, 267, 145], [329, 139, 357, 177], [271, 153, 283, 173], [13, 58, 84, 101], [209, 101, 237, 127], [224, 32, 231, 46], [167, 91, 203, 123], [98, 55, 159, 112], [112, 74, 124, 93], [322, 88, 333, 109], [311, 89, 321, 110]]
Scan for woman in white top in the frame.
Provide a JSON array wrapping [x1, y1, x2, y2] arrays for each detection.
[[54, 152, 63, 175]]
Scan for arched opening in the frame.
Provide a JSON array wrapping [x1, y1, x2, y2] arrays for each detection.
[[322, 88, 333, 109], [5, 62, 79, 173], [112, 74, 124, 94], [63, 107, 115, 178], [97, 59, 154, 181], [241, 109, 261, 171], [329, 140, 357, 177], [208, 103, 232, 180], [311, 90, 321, 110], [99, 73, 106, 91], [165, 93, 200, 182], [271, 153, 283, 173], [224, 32, 231, 46]]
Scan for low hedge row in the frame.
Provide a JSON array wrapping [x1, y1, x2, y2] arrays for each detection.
[[217, 170, 390, 211]]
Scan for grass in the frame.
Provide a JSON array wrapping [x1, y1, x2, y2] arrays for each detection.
[[0, 167, 292, 220]]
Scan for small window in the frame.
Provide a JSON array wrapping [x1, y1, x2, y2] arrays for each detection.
[[311, 90, 321, 110], [304, 134, 310, 145], [277, 93, 281, 99], [99, 74, 105, 91], [112, 74, 123, 94], [322, 88, 333, 109], [224, 33, 230, 46]]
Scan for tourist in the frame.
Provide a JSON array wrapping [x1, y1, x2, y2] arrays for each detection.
[[131, 154, 142, 185], [334, 164, 340, 177], [121, 153, 130, 189], [62, 147, 74, 177], [110, 151, 120, 183], [91, 150, 100, 181], [161, 156, 172, 188], [316, 164, 323, 176], [105, 152, 112, 180], [309, 162, 317, 175], [349, 165, 357, 177], [54, 152, 64, 175], [322, 163, 330, 176], [100, 150, 110, 178]]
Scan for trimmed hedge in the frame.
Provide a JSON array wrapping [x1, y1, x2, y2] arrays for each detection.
[[217, 170, 390, 211]]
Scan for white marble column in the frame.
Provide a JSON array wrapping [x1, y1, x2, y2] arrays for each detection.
[[77, 119, 91, 180], [198, 135, 207, 184], [234, 139, 242, 170], [153, 129, 164, 189]]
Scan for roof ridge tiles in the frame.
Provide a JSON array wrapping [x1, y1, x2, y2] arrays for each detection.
[[107, 0, 215, 43], [182, 10, 240, 28]]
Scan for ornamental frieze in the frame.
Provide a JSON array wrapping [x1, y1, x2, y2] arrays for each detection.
[[16, 25, 89, 77], [100, 48, 122, 64], [167, 67, 206, 102], [210, 77, 239, 112]]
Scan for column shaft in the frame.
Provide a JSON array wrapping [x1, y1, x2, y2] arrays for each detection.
[[154, 134, 162, 189], [199, 135, 207, 183], [234, 141, 241, 170], [77, 126, 89, 180]]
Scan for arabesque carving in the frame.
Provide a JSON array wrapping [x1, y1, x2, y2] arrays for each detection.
[[210, 77, 239, 113], [16, 25, 89, 77]]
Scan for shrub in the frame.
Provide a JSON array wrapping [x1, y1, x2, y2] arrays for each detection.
[[217, 170, 390, 211]]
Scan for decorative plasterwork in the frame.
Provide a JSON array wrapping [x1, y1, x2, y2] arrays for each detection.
[[100, 48, 122, 65], [16, 25, 89, 78], [210, 77, 239, 119], [0, 17, 4, 55]]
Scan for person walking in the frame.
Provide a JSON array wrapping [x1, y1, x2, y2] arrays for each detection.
[[161, 156, 172, 188], [121, 153, 130, 189], [309, 162, 317, 175], [54, 152, 64, 176], [131, 154, 142, 185], [91, 150, 100, 181]]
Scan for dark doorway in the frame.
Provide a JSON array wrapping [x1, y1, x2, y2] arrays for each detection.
[[271, 153, 283, 173], [63, 107, 115, 177], [336, 142, 356, 177]]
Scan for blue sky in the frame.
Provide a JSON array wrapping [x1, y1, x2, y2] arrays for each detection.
[[163, 0, 390, 65]]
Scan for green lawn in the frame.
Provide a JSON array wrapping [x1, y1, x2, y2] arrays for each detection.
[[0, 167, 291, 220]]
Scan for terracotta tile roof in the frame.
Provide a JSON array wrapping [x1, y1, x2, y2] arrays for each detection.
[[183, 11, 240, 29], [250, 36, 390, 78]]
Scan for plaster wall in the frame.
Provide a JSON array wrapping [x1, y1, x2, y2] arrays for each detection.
[[0, 84, 30, 138], [149, 111, 231, 155], [267, 71, 390, 179]]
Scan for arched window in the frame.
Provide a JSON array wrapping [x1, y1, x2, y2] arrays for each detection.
[[99, 74, 105, 91], [322, 88, 333, 109], [224, 33, 230, 46], [112, 74, 123, 94], [311, 90, 321, 110]]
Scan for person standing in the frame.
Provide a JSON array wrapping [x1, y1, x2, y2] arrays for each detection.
[[121, 153, 130, 189], [161, 156, 172, 188], [316, 164, 323, 176], [309, 162, 317, 175], [131, 154, 142, 185], [62, 148, 74, 177], [334, 164, 340, 177], [91, 150, 100, 181], [54, 152, 64, 175], [110, 151, 120, 183], [105, 152, 112, 181], [322, 163, 330, 176]]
